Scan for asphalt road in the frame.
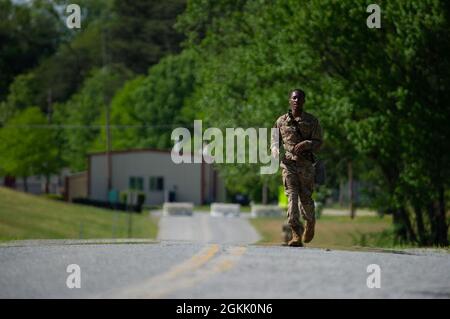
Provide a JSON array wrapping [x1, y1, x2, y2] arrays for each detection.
[[1, 213, 449, 299], [157, 212, 261, 244]]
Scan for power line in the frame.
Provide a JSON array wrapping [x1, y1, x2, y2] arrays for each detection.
[[1, 124, 195, 129]]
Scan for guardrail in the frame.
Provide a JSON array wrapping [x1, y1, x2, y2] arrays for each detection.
[[210, 203, 240, 217], [250, 205, 284, 218], [162, 202, 194, 216]]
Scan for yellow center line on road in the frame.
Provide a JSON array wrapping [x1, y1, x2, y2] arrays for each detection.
[[213, 246, 246, 272], [147, 245, 248, 298], [103, 244, 220, 298], [164, 244, 220, 280]]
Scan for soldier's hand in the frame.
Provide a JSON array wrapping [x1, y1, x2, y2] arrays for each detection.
[[293, 141, 311, 155], [271, 147, 279, 158]]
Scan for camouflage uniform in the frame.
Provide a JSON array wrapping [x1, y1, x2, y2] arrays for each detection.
[[282, 222, 293, 245], [272, 110, 323, 243]]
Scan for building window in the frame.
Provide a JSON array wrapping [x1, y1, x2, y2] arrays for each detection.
[[129, 176, 144, 191], [149, 176, 164, 191]]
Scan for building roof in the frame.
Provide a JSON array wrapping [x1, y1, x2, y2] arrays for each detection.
[[88, 148, 171, 157], [88, 148, 213, 162]]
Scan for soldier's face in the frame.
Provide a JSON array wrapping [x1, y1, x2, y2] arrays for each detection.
[[290, 92, 304, 113]]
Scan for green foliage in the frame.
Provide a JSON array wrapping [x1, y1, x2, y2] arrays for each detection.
[[119, 191, 128, 204], [2, 0, 113, 113], [1, 15, 106, 119], [176, 0, 450, 244], [3, 72, 39, 113], [1, 0, 192, 178], [0, 107, 59, 178], [0, 0, 65, 100], [175, 0, 249, 47], [108, 0, 186, 74], [1, 0, 448, 246], [54, 65, 134, 171], [95, 50, 198, 151], [118, 190, 145, 206]]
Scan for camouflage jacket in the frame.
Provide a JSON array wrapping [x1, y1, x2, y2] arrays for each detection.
[[271, 110, 323, 162]]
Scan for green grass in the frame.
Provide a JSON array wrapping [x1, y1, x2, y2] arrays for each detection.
[[0, 187, 158, 242], [250, 214, 396, 249]]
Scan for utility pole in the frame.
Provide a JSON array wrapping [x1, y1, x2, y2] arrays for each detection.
[[127, 190, 133, 238], [102, 25, 112, 192], [349, 160, 355, 219], [45, 89, 53, 194]]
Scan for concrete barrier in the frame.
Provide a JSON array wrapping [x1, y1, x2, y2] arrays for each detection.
[[162, 202, 194, 216], [210, 203, 240, 217], [250, 205, 284, 218]]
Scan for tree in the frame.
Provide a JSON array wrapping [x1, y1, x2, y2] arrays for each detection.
[[296, 0, 450, 245], [108, 0, 186, 74], [93, 50, 198, 151], [53, 65, 133, 171], [0, 0, 65, 100], [1, 6, 110, 130], [178, 0, 449, 244], [0, 107, 60, 191], [1, 0, 187, 123]]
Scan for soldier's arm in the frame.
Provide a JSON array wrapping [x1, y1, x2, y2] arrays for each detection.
[[309, 118, 323, 152], [270, 119, 283, 156], [296, 118, 323, 153]]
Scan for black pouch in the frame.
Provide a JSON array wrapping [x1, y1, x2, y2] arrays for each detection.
[[313, 158, 326, 185]]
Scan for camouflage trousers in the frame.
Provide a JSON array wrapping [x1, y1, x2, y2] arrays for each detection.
[[281, 159, 315, 233]]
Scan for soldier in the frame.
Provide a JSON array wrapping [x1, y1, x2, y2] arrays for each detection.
[[282, 222, 293, 246], [272, 89, 323, 247]]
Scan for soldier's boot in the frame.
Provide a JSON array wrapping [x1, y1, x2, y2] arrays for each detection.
[[302, 218, 316, 243], [288, 226, 303, 247], [281, 223, 292, 246]]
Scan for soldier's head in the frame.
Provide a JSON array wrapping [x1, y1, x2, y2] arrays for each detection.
[[289, 89, 305, 114]]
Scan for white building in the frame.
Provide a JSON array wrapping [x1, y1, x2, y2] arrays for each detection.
[[88, 148, 226, 205]]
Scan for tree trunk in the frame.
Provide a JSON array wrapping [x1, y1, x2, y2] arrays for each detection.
[[399, 207, 417, 244], [339, 179, 344, 207], [436, 186, 448, 246], [391, 208, 407, 244], [413, 204, 427, 245], [379, 162, 417, 244], [262, 181, 268, 205], [427, 201, 437, 243], [348, 160, 355, 219]]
